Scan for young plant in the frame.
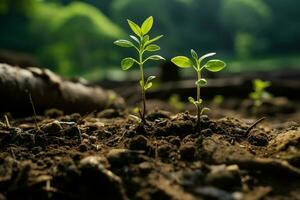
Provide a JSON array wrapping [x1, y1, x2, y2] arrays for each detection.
[[171, 50, 226, 130], [114, 16, 165, 124], [249, 79, 272, 109]]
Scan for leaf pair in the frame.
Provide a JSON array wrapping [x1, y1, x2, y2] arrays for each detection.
[[128, 16, 153, 37], [140, 76, 156, 91], [171, 50, 226, 72], [188, 97, 210, 114]]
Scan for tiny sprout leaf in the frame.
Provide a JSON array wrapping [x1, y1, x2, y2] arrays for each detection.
[[144, 82, 153, 90], [127, 19, 142, 37], [191, 49, 198, 61], [141, 35, 150, 46], [114, 40, 134, 48], [171, 56, 193, 68], [200, 107, 210, 115], [145, 44, 160, 51], [188, 97, 195, 103], [147, 55, 165, 61], [205, 60, 226, 72], [199, 52, 216, 62], [195, 78, 207, 86], [146, 35, 163, 45], [141, 16, 153, 35], [147, 76, 156, 83], [121, 57, 134, 70], [130, 35, 140, 44], [129, 114, 142, 124], [139, 80, 143, 87]]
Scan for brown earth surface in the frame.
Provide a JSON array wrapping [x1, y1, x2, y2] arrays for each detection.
[[0, 99, 300, 200]]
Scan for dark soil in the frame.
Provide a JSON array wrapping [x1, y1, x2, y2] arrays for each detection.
[[0, 101, 300, 200]]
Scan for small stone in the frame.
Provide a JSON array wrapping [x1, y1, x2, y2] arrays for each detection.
[[97, 109, 120, 118], [157, 144, 172, 158], [248, 129, 269, 146], [168, 136, 181, 148], [107, 149, 144, 168], [89, 136, 97, 144], [179, 142, 196, 161], [128, 135, 148, 151], [78, 143, 88, 152], [41, 120, 62, 134]]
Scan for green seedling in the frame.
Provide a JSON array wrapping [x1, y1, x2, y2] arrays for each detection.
[[249, 79, 272, 109], [114, 16, 165, 124], [171, 50, 226, 130]]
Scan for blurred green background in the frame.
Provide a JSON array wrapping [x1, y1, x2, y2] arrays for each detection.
[[0, 0, 299, 80]]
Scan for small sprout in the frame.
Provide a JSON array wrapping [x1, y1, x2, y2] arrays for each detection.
[[249, 79, 272, 111], [128, 114, 142, 124], [114, 16, 165, 124], [168, 94, 185, 111], [171, 49, 226, 131], [213, 95, 224, 105]]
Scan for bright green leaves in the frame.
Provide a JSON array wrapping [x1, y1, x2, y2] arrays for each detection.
[[114, 17, 164, 123], [146, 35, 163, 46], [145, 44, 160, 51], [140, 76, 156, 91], [146, 55, 165, 61], [191, 49, 199, 61], [199, 52, 216, 62], [141, 16, 153, 35], [171, 56, 193, 68], [249, 79, 272, 108], [204, 60, 226, 72], [121, 57, 135, 70], [171, 49, 226, 124], [114, 40, 134, 48], [196, 78, 207, 86], [114, 16, 164, 71], [127, 16, 154, 37], [188, 97, 202, 107], [127, 19, 142, 37]]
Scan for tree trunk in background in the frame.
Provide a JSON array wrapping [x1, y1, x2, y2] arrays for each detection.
[[0, 63, 124, 116]]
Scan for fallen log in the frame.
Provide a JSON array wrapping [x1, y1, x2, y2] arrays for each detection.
[[0, 63, 124, 115]]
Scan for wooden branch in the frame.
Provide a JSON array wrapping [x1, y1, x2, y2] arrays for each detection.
[[0, 64, 124, 115]]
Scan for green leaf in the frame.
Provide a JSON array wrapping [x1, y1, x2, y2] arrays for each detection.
[[147, 76, 156, 83], [144, 82, 153, 90], [145, 44, 160, 52], [253, 79, 271, 91], [188, 97, 195, 103], [127, 19, 142, 37], [141, 35, 149, 46], [130, 35, 140, 44], [205, 60, 226, 72], [141, 16, 153, 35], [171, 56, 193, 68], [121, 57, 134, 70], [147, 55, 165, 61], [195, 78, 207, 86], [129, 114, 142, 124], [114, 40, 134, 48], [191, 49, 198, 61], [139, 80, 143, 87], [199, 52, 216, 62], [200, 107, 210, 115], [146, 35, 163, 45]]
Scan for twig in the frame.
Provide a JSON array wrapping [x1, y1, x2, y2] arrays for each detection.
[[4, 114, 11, 128], [246, 117, 266, 134], [28, 92, 40, 131]]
